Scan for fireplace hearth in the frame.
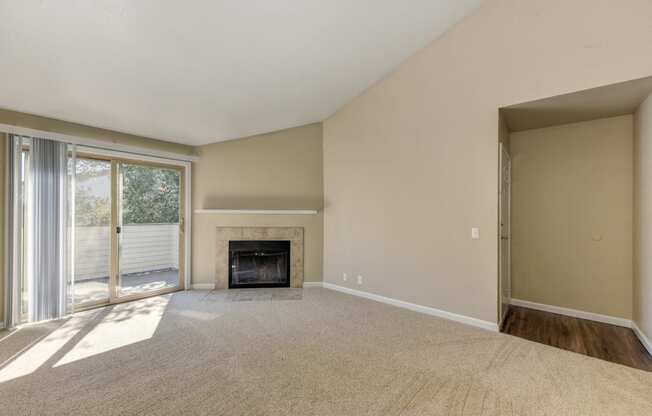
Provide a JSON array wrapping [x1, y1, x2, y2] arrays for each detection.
[[229, 240, 291, 288]]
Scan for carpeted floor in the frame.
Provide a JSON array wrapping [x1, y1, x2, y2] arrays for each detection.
[[0, 287, 651, 415]]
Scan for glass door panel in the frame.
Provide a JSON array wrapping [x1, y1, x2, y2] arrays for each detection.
[[117, 162, 182, 297], [20, 148, 30, 321], [73, 158, 112, 306]]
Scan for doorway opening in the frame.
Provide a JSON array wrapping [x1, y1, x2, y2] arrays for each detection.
[[497, 75, 652, 371]]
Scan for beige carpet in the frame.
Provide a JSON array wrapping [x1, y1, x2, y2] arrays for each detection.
[[0, 287, 651, 415]]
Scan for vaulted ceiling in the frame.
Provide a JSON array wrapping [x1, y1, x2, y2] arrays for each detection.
[[0, 0, 481, 145]]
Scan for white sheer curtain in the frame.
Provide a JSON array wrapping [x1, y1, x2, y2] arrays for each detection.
[[28, 137, 72, 321], [5, 135, 75, 326]]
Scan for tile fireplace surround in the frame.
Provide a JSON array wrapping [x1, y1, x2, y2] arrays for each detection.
[[215, 227, 304, 289]]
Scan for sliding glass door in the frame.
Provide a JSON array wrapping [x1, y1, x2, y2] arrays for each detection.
[[116, 162, 184, 298], [73, 157, 112, 307], [7, 137, 188, 327], [73, 156, 185, 309]]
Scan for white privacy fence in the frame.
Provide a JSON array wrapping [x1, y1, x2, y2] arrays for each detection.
[[75, 224, 179, 281]]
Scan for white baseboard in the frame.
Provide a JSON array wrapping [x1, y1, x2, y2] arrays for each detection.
[[510, 298, 632, 328], [190, 283, 216, 290], [302, 282, 324, 288], [321, 282, 498, 332], [632, 322, 652, 356]]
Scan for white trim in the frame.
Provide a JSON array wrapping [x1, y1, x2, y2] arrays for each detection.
[[0, 123, 198, 162], [184, 165, 192, 291], [510, 298, 632, 328], [322, 282, 499, 332], [190, 283, 216, 290], [302, 282, 324, 288], [498, 301, 508, 330], [194, 209, 319, 215], [3, 136, 9, 329], [76, 146, 193, 167], [632, 321, 652, 356], [498, 142, 512, 325]]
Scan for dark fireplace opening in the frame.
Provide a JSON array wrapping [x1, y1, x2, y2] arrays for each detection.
[[229, 240, 291, 288]]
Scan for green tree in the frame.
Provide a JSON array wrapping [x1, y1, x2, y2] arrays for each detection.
[[75, 186, 110, 226], [121, 164, 180, 224], [74, 159, 111, 227]]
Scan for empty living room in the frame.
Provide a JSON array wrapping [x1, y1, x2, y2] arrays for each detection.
[[2, 1, 652, 414]]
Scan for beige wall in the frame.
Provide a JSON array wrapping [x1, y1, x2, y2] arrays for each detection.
[[634, 93, 652, 339], [0, 108, 195, 156], [191, 123, 323, 285], [323, 0, 652, 324], [511, 116, 633, 319]]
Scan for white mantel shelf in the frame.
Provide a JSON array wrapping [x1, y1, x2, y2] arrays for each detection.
[[194, 209, 320, 215]]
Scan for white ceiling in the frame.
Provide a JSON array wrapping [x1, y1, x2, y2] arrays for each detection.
[[0, 0, 481, 145]]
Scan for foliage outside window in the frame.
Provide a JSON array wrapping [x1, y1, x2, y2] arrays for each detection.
[[121, 164, 180, 224], [75, 160, 180, 226]]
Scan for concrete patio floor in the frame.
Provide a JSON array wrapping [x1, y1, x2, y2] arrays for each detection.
[[74, 269, 179, 305]]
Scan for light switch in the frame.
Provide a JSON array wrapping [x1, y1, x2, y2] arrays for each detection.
[[471, 227, 480, 240]]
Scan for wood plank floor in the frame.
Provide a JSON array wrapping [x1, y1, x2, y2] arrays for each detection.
[[502, 305, 652, 371]]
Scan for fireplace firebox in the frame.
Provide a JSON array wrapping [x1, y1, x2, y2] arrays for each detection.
[[228, 240, 291, 288]]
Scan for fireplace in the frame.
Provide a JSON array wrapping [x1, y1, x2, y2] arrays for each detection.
[[216, 227, 304, 289], [229, 240, 291, 288]]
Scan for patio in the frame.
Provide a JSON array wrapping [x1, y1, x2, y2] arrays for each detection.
[[74, 269, 179, 305]]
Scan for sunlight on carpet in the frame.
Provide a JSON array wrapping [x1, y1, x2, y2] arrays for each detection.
[[54, 296, 169, 367], [0, 317, 87, 383]]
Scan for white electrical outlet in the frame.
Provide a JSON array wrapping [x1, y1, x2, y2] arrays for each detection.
[[471, 227, 480, 240], [343, 272, 348, 281], [357, 275, 363, 285]]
